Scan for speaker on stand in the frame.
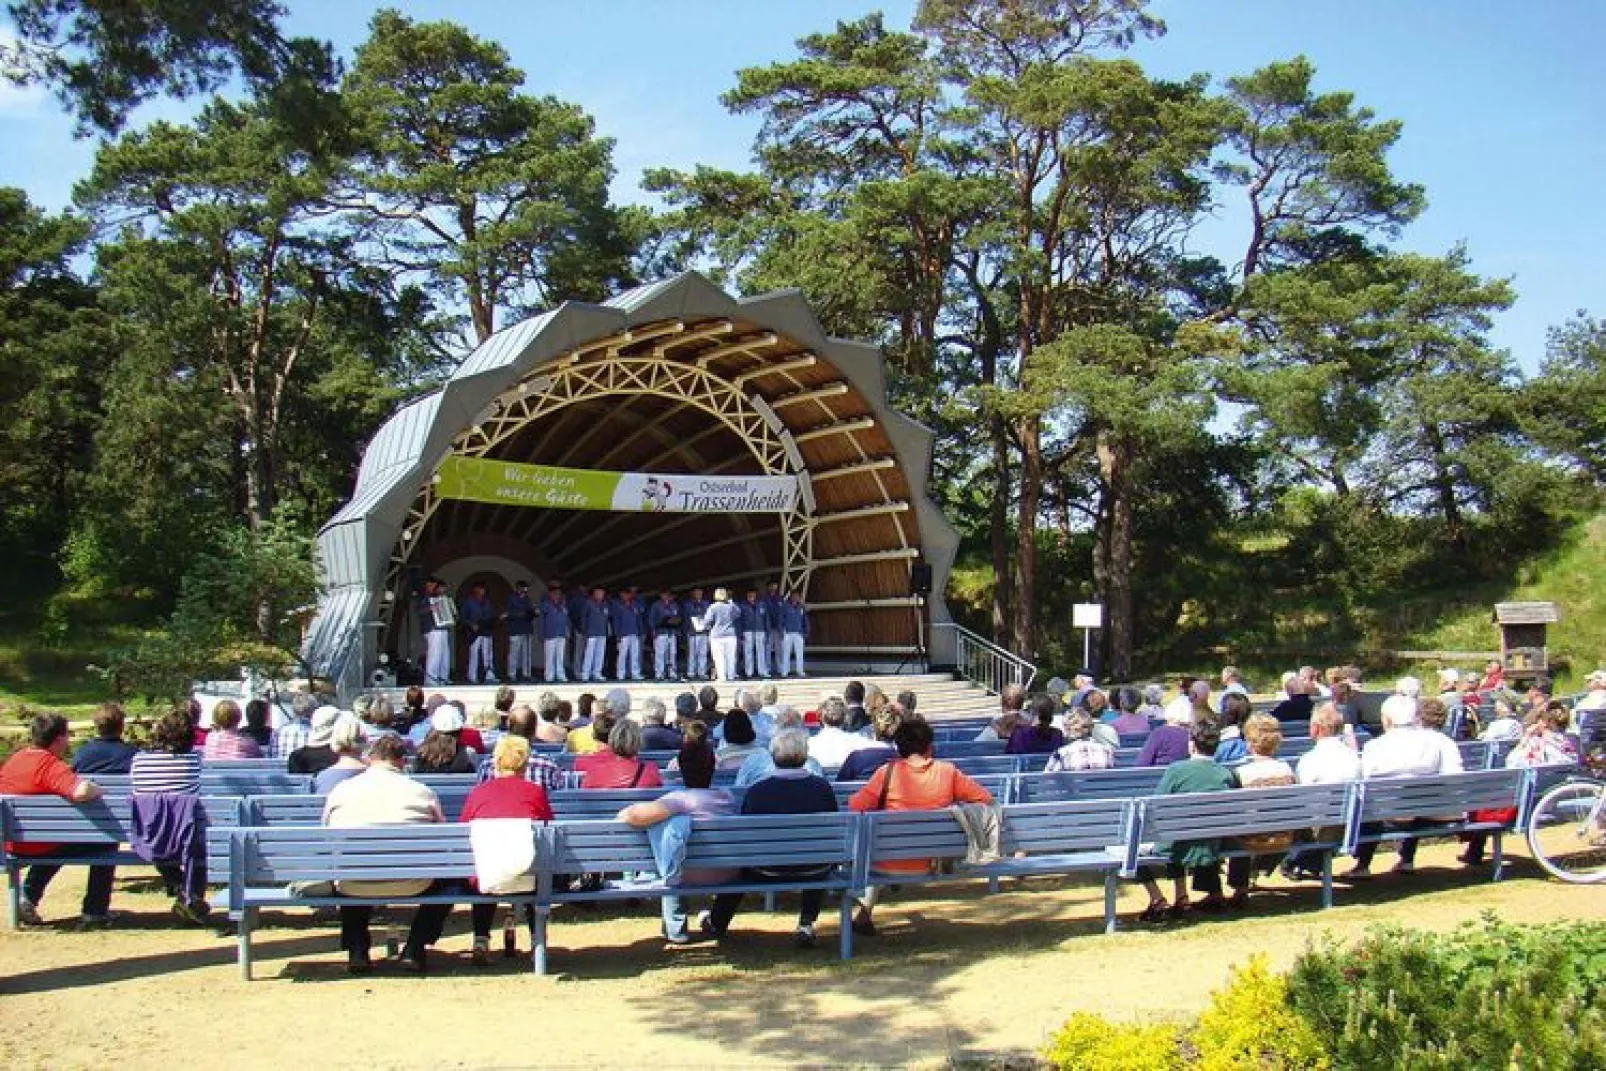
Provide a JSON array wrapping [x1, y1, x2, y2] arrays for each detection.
[[894, 562, 933, 675]]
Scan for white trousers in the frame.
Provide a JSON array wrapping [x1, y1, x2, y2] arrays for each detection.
[[616, 635, 643, 680], [653, 634, 678, 678], [570, 629, 585, 678], [767, 629, 783, 672], [742, 632, 768, 677], [711, 635, 739, 682], [425, 629, 452, 685], [508, 634, 533, 680], [467, 635, 496, 683], [779, 632, 806, 677], [582, 637, 606, 681], [687, 634, 710, 678], [542, 637, 567, 682]]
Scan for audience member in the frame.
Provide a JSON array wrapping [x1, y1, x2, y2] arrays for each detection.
[[72, 702, 137, 774], [532, 693, 568, 744], [1345, 694, 1463, 879], [1224, 714, 1297, 904], [483, 704, 564, 791], [842, 680, 869, 733], [577, 719, 664, 789], [713, 710, 763, 772], [809, 696, 869, 768], [460, 734, 553, 964], [836, 706, 902, 782], [1282, 702, 1360, 881], [1006, 694, 1066, 755], [202, 699, 263, 760], [242, 698, 274, 749], [270, 690, 319, 758], [1213, 692, 1251, 765], [1269, 672, 1315, 723], [975, 684, 1027, 742], [1109, 687, 1150, 740], [702, 729, 840, 947], [616, 733, 737, 944], [287, 705, 343, 775], [1044, 710, 1115, 772], [130, 707, 209, 923], [322, 736, 452, 973], [640, 697, 684, 752], [847, 717, 993, 935], [735, 710, 823, 787], [1132, 718, 1236, 921], [1137, 699, 1193, 768], [314, 718, 368, 794], [0, 712, 111, 927]]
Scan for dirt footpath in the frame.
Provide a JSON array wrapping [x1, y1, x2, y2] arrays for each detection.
[[1, 839, 1602, 1069]]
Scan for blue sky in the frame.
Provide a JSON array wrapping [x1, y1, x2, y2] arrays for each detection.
[[2, 1, 1600, 371]]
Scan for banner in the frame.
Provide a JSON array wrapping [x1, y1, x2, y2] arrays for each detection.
[[435, 454, 798, 513]]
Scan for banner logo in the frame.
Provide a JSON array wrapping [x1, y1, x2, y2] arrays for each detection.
[[435, 455, 797, 514]]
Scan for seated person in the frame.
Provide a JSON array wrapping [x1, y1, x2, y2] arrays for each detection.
[[974, 684, 1027, 742], [1213, 692, 1252, 765], [1225, 714, 1297, 904], [413, 705, 478, 775], [564, 693, 601, 755], [703, 729, 840, 948], [1283, 702, 1361, 880], [576, 719, 664, 790], [1346, 695, 1463, 879], [479, 704, 564, 792], [532, 694, 569, 745], [201, 699, 263, 759], [322, 736, 453, 973], [1006, 694, 1066, 755], [460, 735, 553, 965], [616, 731, 737, 944], [836, 707, 902, 782], [0, 712, 110, 927], [639, 697, 684, 752], [847, 716, 994, 935], [808, 696, 870, 769], [713, 710, 764, 772], [734, 709, 823, 787], [314, 717, 368, 794], [1044, 710, 1116, 772], [287, 705, 343, 775], [73, 702, 138, 774], [1137, 701, 1193, 768], [1108, 687, 1152, 740], [1132, 718, 1237, 921], [130, 707, 210, 923]]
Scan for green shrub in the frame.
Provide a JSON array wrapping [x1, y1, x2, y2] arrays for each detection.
[[1041, 1012, 1184, 1071], [1191, 956, 1328, 1070], [1286, 916, 1606, 1069]]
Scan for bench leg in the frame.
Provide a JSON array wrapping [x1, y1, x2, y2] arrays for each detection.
[[838, 891, 853, 962], [1320, 853, 1334, 909], [7, 863, 19, 930], [987, 876, 1000, 894], [1491, 832, 1504, 881], [237, 908, 254, 982], [1103, 872, 1117, 934], [762, 891, 776, 912], [532, 907, 549, 976]]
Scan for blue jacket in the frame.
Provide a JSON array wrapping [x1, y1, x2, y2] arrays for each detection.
[[505, 592, 536, 636], [762, 594, 786, 630], [737, 600, 768, 635], [580, 600, 610, 639], [539, 597, 570, 640], [682, 597, 709, 634], [609, 599, 646, 638], [780, 602, 808, 635], [461, 595, 497, 637], [648, 599, 681, 634]]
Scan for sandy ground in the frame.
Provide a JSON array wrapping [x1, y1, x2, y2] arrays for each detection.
[[1, 839, 1602, 1070]]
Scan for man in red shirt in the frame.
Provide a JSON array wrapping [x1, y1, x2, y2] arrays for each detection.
[[0, 712, 111, 926]]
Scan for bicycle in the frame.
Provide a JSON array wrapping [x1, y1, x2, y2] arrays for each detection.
[[1525, 748, 1606, 884]]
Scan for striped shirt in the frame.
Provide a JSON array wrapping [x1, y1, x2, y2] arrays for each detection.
[[475, 751, 564, 792], [270, 720, 311, 759], [130, 751, 202, 795], [201, 729, 263, 760]]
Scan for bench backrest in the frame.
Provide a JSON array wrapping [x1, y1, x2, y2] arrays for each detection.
[[545, 812, 860, 882], [1355, 768, 1527, 825], [1, 794, 241, 849], [92, 773, 313, 796], [1016, 767, 1166, 803], [232, 823, 504, 893], [1134, 782, 1353, 873]]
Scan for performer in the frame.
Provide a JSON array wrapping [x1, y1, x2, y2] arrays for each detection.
[[778, 591, 809, 678], [566, 582, 588, 681], [504, 581, 536, 683], [610, 589, 646, 681], [460, 580, 498, 685], [696, 588, 742, 683], [763, 580, 786, 679], [682, 586, 711, 681], [649, 589, 682, 681], [539, 582, 570, 683], [738, 588, 770, 679], [579, 587, 610, 683], [418, 576, 453, 686]]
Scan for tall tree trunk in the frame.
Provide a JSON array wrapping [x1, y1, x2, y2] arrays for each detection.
[[1014, 413, 1042, 657], [1095, 429, 1134, 680], [1424, 421, 1465, 546], [245, 433, 276, 642], [989, 413, 1012, 643]]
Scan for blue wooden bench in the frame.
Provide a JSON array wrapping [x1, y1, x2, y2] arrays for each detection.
[[94, 773, 313, 796], [225, 822, 544, 979], [1344, 768, 1529, 882], [3, 794, 241, 927], [541, 813, 862, 970], [858, 798, 1134, 932], [1015, 767, 1166, 804], [1128, 783, 1353, 908]]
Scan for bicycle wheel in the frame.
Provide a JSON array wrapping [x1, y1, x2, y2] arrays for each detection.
[[1526, 779, 1606, 883]]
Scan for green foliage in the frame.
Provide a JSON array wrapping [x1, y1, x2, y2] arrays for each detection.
[[1041, 1012, 1184, 1071], [93, 510, 318, 701], [3, 0, 288, 133], [1286, 917, 1606, 1070], [1191, 956, 1328, 1070], [1526, 314, 1606, 483]]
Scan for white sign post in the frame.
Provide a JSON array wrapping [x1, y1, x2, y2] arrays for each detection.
[[1072, 603, 1103, 672]]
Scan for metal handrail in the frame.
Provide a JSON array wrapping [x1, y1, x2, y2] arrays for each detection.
[[931, 622, 1037, 695]]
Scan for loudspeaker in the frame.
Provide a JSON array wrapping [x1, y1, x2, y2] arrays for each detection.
[[909, 562, 933, 597]]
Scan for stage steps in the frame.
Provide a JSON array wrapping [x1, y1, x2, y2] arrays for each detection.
[[378, 672, 999, 723]]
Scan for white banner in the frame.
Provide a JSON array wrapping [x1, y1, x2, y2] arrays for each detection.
[[611, 472, 798, 514]]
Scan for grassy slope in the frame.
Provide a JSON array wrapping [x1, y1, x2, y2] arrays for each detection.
[[1405, 512, 1605, 689]]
